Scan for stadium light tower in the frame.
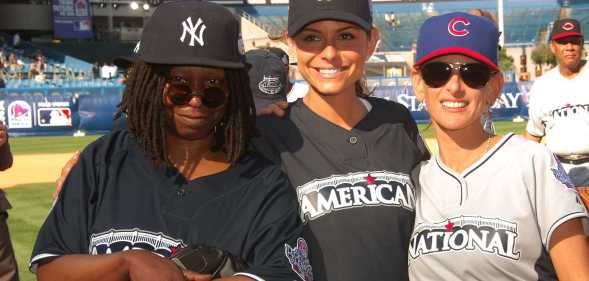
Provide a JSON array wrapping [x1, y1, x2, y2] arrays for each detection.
[[498, 0, 505, 47]]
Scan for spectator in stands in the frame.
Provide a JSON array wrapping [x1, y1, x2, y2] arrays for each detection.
[[0, 120, 18, 281], [409, 12, 589, 280], [7, 53, 22, 79], [92, 62, 100, 79]]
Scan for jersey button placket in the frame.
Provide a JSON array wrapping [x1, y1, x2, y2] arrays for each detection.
[[349, 136, 358, 145]]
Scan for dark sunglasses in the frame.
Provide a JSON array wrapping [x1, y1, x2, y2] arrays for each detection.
[[554, 37, 583, 46], [166, 78, 227, 108], [420, 62, 497, 89]]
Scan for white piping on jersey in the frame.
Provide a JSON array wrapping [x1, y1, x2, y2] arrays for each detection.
[[234, 272, 266, 281], [433, 133, 515, 206], [359, 97, 373, 112], [29, 253, 60, 273], [545, 211, 588, 249]]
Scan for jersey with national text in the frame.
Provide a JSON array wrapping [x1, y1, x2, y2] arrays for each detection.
[[526, 65, 589, 156], [254, 97, 430, 281], [409, 134, 589, 281], [30, 129, 308, 281]]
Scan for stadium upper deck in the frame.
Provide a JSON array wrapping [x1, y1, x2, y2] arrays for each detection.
[[238, 0, 585, 51]]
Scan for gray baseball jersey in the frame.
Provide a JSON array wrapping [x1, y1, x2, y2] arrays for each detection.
[[254, 97, 430, 281], [409, 134, 589, 281]]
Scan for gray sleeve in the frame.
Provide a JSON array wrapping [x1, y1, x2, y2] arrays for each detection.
[[531, 147, 589, 248]]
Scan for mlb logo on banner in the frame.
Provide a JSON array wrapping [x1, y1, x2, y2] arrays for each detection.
[[38, 108, 72, 127]]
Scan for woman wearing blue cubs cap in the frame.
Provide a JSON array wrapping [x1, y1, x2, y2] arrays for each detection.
[[409, 12, 589, 280], [254, 0, 430, 280], [30, 1, 306, 281]]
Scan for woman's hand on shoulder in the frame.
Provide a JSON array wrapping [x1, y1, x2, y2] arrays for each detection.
[[122, 250, 186, 281], [256, 101, 289, 118]]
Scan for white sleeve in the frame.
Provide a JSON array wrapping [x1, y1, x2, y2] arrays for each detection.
[[525, 81, 546, 137], [532, 147, 589, 248]]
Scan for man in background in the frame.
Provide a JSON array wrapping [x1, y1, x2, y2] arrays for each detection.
[[525, 18, 589, 206]]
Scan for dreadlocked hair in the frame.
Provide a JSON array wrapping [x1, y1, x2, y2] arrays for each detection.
[[212, 68, 256, 164], [115, 60, 168, 168], [115, 60, 255, 169]]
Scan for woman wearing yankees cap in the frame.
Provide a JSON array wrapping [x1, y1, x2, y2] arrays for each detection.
[[30, 2, 306, 281], [409, 12, 589, 280]]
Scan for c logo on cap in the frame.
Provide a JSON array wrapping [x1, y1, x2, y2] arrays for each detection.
[[448, 17, 470, 37], [562, 22, 575, 31]]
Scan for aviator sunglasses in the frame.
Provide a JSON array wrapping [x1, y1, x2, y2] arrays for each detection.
[[420, 62, 497, 89], [166, 76, 227, 108]]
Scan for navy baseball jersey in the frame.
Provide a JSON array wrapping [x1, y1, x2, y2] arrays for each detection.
[[409, 134, 589, 280], [254, 97, 430, 281], [30, 129, 309, 281]]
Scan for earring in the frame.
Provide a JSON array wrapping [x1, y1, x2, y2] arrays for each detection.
[[481, 108, 495, 135]]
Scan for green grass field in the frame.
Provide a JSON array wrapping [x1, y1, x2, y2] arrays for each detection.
[[3, 121, 527, 280], [6, 183, 53, 281]]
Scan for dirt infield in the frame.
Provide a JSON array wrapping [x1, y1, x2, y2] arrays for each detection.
[[0, 153, 75, 188]]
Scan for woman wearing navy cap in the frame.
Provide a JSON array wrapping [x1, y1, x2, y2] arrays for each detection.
[[31, 2, 305, 281], [409, 12, 589, 280], [253, 0, 429, 280]]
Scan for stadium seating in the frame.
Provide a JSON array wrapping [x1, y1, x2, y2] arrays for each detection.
[[238, 0, 562, 51]]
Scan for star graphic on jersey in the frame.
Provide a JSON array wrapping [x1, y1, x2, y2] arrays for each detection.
[[445, 220, 455, 232], [366, 174, 376, 185], [552, 156, 575, 189], [169, 245, 181, 255]]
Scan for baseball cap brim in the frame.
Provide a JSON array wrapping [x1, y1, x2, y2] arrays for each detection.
[[288, 10, 372, 36], [113, 56, 136, 68], [141, 55, 245, 69], [254, 96, 285, 112], [551, 32, 583, 40], [414, 47, 500, 72]]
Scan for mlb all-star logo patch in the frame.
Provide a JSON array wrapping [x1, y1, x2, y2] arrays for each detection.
[[180, 16, 206, 47], [89, 228, 186, 257], [258, 75, 282, 95], [285, 238, 313, 281], [552, 156, 575, 189]]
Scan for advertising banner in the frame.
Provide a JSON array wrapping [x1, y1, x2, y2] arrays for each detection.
[[52, 0, 93, 39]]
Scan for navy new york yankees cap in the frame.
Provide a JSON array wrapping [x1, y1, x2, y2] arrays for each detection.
[[415, 12, 500, 71], [245, 49, 287, 110], [136, 0, 245, 69], [288, 0, 373, 36], [550, 18, 583, 40]]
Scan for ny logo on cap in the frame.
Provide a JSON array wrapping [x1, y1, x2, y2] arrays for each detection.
[[562, 22, 575, 31], [448, 17, 470, 37], [180, 17, 206, 47]]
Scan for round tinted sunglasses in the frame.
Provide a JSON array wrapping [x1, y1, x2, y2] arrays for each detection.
[[166, 78, 227, 108], [420, 62, 497, 89]]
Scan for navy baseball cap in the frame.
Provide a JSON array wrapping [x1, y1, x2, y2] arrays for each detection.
[[267, 47, 290, 67], [550, 18, 583, 40], [288, 0, 373, 36], [245, 49, 287, 110], [415, 12, 500, 71], [136, 0, 245, 69]]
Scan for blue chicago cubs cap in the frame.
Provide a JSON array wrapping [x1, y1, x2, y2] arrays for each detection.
[[415, 12, 500, 71], [136, 0, 245, 69]]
